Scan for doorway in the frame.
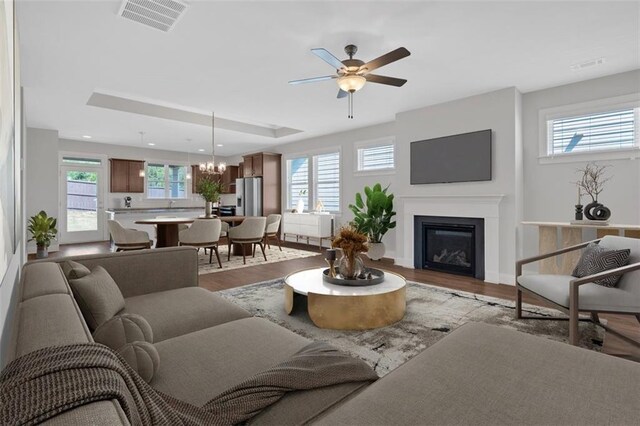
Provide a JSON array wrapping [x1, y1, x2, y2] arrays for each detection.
[[59, 158, 105, 244]]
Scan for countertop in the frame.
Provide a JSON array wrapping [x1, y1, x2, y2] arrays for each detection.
[[106, 207, 206, 214]]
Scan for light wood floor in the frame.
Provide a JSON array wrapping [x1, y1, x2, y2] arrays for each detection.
[[41, 240, 640, 360]]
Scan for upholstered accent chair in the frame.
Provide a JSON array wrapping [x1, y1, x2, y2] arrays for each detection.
[[263, 214, 282, 251], [228, 217, 267, 264], [178, 218, 223, 268], [516, 235, 640, 346], [107, 220, 152, 251]]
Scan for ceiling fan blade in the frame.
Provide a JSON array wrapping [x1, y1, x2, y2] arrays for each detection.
[[288, 75, 337, 85], [311, 48, 345, 70], [365, 74, 407, 87], [337, 89, 348, 99], [361, 47, 410, 73]]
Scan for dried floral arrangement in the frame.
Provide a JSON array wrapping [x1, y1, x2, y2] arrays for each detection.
[[332, 225, 369, 259], [575, 162, 611, 203]]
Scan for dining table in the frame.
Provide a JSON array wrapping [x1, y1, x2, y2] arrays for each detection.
[[135, 215, 246, 248]]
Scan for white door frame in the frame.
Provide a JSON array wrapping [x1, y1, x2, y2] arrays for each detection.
[[58, 156, 108, 244]]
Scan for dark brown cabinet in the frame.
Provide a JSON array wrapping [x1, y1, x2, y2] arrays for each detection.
[[109, 159, 145, 193], [238, 162, 244, 178], [241, 152, 281, 216], [191, 165, 238, 194]]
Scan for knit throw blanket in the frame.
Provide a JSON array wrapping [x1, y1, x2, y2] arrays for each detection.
[[0, 342, 378, 425]]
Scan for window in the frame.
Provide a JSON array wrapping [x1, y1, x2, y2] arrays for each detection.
[[287, 157, 309, 211], [313, 152, 340, 212], [147, 163, 187, 199], [357, 143, 395, 171], [547, 107, 638, 156], [286, 150, 341, 213]]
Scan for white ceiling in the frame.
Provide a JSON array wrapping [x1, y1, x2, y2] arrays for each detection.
[[17, 0, 640, 156]]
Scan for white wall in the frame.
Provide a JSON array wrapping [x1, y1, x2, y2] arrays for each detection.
[[274, 122, 398, 255], [394, 87, 522, 284], [522, 70, 640, 263]]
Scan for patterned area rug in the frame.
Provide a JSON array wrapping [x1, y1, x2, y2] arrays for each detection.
[[197, 246, 318, 274], [219, 279, 605, 376]]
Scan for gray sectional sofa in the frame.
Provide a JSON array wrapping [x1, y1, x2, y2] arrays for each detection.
[[7, 247, 640, 425]]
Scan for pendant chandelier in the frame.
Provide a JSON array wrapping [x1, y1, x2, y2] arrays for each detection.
[[199, 112, 226, 174], [138, 132, 146, 177]]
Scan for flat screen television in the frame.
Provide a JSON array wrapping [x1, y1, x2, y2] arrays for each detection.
[[410, 129, 492, 184]]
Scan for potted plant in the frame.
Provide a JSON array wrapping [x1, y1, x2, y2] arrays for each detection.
[[196, 175, 224, 217], [27, 210, 58, 259], [331, 225, 369, 279], [349, 183, 397, 260]]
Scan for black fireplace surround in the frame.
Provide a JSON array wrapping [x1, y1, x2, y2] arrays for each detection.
[[414, 216, 485, 280]]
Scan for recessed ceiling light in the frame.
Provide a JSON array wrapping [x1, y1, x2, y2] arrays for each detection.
[[147, 143, 155, 146], [198, 148, 205, 152], [217, 144, 224, 147], [82, 135, 92, 139]]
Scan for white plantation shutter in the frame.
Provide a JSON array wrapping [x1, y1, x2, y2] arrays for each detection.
[[549, 108, 637, 155], [287, 157, 309, 210], [357, 144, 394, 170], [313, 152, 340, 212]]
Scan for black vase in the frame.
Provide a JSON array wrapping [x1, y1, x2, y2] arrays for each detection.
[[584, 202, 611, 221]]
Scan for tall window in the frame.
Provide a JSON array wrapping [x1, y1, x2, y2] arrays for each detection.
[[287, 157, 309, 210], [314, 152, 340, 212], [147, 163, 187, 199], [548, 108, 638, 155], [356, 143, 395, 171], [286, 150, 341, 213]]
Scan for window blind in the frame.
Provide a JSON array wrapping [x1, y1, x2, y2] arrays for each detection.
[[357, 144, 394, 170], [314, 152, 340, 212], [550, 108, 636, 155], [288, 157, 309, 210]]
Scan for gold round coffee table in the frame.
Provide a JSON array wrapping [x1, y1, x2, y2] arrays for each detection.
[[284, 267, 406, 330]]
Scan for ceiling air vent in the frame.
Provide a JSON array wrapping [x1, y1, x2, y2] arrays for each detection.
[[118, 0, 188, 32]]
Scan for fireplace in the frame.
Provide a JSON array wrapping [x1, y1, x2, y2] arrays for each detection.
[[414, 216, 485, 280]]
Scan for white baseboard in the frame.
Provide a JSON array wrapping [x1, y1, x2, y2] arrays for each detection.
[[499, 274, 516, 286]]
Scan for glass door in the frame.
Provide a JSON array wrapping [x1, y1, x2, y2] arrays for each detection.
[[60, 160, 105, 243]]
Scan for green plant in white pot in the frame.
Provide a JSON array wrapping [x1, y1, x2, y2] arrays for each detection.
[[196, 175, 224, 217], [27, 210, 58, 259], [349, 183, 396, 260]]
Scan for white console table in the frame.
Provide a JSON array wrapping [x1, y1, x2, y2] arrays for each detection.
[[523, 221, 640, 274], [282, 213, 334, 250]]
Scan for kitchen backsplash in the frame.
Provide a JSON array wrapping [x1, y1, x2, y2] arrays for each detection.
[[107, 193, 238, 209]]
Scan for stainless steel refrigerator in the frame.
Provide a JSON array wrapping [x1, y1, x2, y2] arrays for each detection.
[[235, 177, 262, 216]]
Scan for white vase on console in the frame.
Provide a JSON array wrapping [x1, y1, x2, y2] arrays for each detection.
[[296, 199, 305, 214]]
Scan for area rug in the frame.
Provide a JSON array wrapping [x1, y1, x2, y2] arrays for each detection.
[[197, 246, 318, 274], [218, 279, 605, 376]]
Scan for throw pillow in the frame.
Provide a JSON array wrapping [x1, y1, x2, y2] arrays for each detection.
[[572, 244, 630, 287], [69, 266, 125, 331], [117, 341, 160, 383], [61, 260, 91, 280], [93, 313, 153, 349]]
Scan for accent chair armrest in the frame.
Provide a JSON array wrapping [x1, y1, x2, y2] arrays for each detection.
[[570, 261, 640, 286], [516, 239, 601, 276]]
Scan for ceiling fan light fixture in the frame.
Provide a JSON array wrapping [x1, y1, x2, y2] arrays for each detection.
[[337, 75, 366, 93]]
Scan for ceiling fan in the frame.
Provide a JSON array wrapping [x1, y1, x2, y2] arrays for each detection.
[[289, 44, 411, 119]]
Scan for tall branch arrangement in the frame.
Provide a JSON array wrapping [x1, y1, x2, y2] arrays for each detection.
[[575, 162, 611, 203]]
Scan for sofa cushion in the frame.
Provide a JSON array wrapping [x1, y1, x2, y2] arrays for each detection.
[[14, 294, 92, 359], [20, 262, 70, 301], [517, 273, 640, 312], [41, 401, 128, 425], [61, 260, 91, 280], [122, 287, 251, 342], [69, 266, 126, 331], [117, 341, 160, 383], [93, 313, 153, 349], [315, 322, 640, 425], [151, 317, 365, 424], [572, 243, 630, 287]]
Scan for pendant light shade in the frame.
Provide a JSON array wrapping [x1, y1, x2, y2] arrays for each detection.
[[199, 112, 226, 174]]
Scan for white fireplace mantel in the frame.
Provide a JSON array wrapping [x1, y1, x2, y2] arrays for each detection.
[[395, 194, 504, 283]]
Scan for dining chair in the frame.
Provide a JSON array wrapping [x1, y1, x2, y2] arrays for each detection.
[[263, 214, 282, 251], [227, 217, 267, 264], [107, 220, 152, 251], [178, 218, 223, 268]]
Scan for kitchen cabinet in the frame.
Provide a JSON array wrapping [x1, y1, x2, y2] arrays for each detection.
[[191, 165, 238, 194], [238, 162, 244, 178], [242, 153, 268, 177], [109, 159, 145, 193]]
